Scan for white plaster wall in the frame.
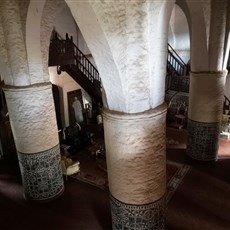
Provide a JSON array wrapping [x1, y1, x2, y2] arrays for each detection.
[[77, 24, 91, 55], [49, 66, 91, 127], [54, 5, 78, 45], [168, 25, 175, 48], [169, 4, 190, 63], [54, 5, 97, 68]]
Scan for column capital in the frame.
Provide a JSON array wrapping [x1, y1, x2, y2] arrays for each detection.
[[103, 103, 167, 122], [3, 82, 52, 92], [190, 70, 228, 77]]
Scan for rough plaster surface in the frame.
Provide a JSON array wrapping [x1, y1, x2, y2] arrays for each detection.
[[103, 104, 167, 205], [40, 0, 66, 82], [169, 4, 190, 63], [201, 0, 211, 46], [188, 1, 209, 71], [0, 21, 10, 80], [188, 71, 227, 123], [188, 0, 228, 72], [4, 83, 59, 153], [65, 0, 174, 113], [0, 0, 30, 86], [18, 0, 29, 42], [26, 0, 46, 84], [209, 0, 228, 71]]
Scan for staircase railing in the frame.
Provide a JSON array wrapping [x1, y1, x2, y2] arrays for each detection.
[[168, 44, 188, 76], [72, 41, 100, 85], [166, 44, 189, 93], [49, 31, 101, 102]]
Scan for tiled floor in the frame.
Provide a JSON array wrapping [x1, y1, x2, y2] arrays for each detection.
[[0, 126, 230, 229]]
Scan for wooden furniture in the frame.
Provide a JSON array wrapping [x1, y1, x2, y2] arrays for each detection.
[[61, 156, 80, 180]]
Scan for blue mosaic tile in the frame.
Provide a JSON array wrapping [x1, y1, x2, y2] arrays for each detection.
[[17, 144, 64, 201], [110, 195, 165, 230], [186, 119, 220, 161]]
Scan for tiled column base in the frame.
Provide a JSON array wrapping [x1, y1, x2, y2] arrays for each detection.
[[186, 119, 220, 161], [18, 144, 64, 201], [111, 195, 165, 230]]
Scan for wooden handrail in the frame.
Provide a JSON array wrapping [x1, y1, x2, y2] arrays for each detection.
[[166, 44, 189, 93], [168, 44, 186, 65], [50, 31, 100, 83], [49, 30, 102, 101], [72, 41, 101, 85], [167, 44, 188, 76]]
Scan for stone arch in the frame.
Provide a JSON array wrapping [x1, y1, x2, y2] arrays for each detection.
[[0, 23, 10, 83], [184, 0, 209, 71], [64, 1, 176, 113], [169, 3, 190, 63], [0, 57, 10, 84], [26, 0, 46, 84], [64, 0, 124, 112], [175, 0, 192, 35], [26, 0, 66, 84], [222, 1, 230, 70]]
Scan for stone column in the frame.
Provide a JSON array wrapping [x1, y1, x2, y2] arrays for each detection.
[[103, 104, 167, 230], [186, 71, 227, 161], [3, 83, 64, 201]]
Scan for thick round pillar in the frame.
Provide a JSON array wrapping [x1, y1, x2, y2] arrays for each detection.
[[187, 71, 227, 161], [103, 104, 167, 230], [3, 83, 64, 201]]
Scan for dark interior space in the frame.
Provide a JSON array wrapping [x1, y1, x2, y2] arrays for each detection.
[[0, 124, 230, 230]]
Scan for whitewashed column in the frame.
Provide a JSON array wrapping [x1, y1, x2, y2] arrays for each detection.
[[103, 104, 167, 229], [3, 83, 64, 201], [187, 71, 227, 161]]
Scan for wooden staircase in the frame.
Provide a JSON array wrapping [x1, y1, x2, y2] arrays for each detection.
[[165, 44, 190, 128], [49, 31, 102, 103], [166, 44, 190, 93]]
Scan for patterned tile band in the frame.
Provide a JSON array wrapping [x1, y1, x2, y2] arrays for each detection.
[[110, 195, 165, 230], [186, 119, 220, 161], [17, 144, 64, 201]]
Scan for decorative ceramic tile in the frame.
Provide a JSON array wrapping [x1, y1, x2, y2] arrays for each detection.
[[110, 195, 165, 230], [166, 161, 190, 203], [187, 119, 220, 161], [17, 144, 64, 201]]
